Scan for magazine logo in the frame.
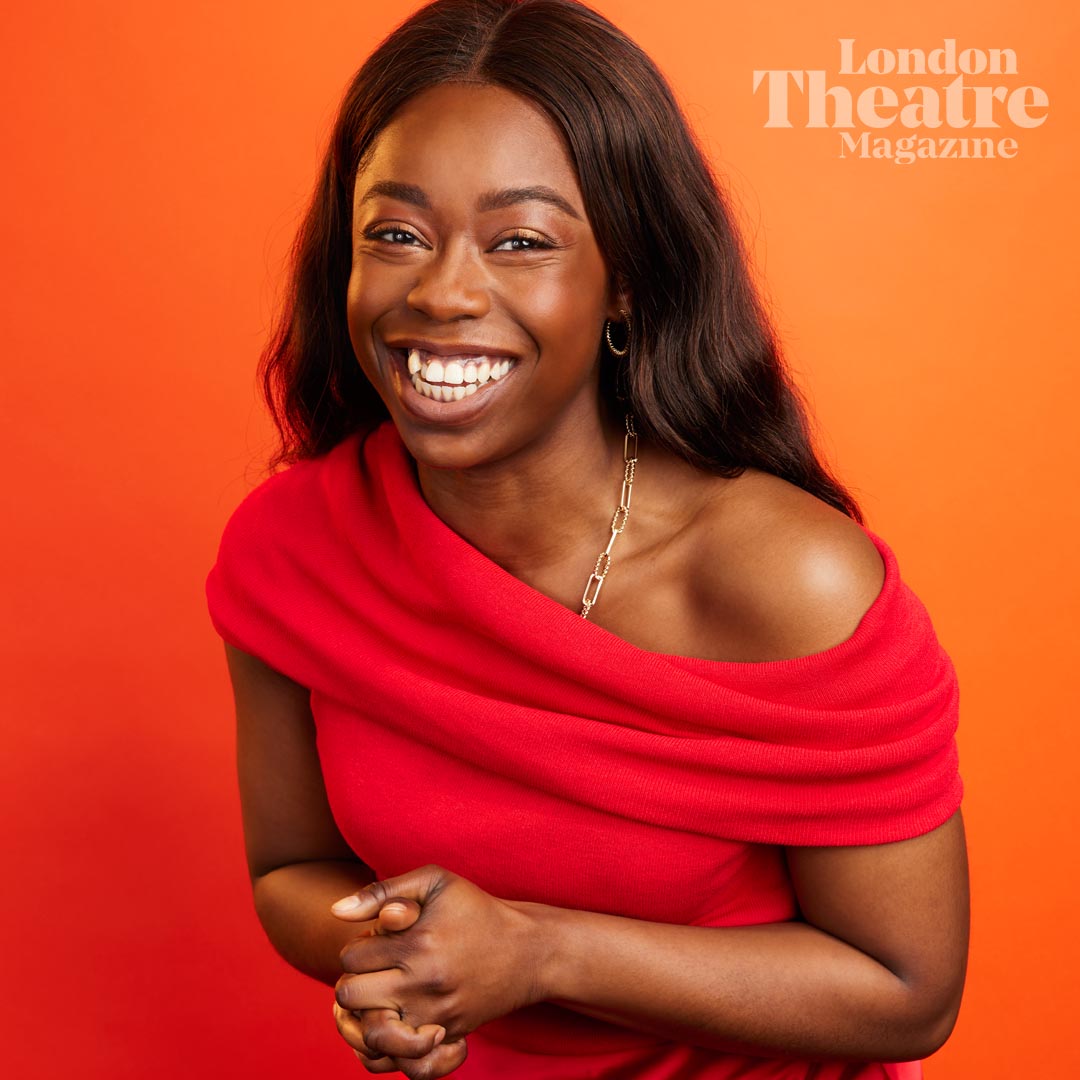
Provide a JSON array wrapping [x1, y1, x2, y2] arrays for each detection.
[[752, 39, 1049, 163]]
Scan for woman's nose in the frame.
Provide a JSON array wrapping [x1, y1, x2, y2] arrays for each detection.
[[406, 241, 491, 321]]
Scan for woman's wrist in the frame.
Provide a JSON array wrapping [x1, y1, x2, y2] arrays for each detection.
[[503, 898, 575, 1005]]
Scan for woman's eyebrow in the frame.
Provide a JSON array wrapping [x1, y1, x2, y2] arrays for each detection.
[[358, 180, 582, 220]]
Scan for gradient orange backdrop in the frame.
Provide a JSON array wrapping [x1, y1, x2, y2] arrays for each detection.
[[3, 1, 1077, 1076]]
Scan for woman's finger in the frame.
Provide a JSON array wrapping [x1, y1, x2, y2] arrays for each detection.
[[367, 1037, 470, 1080], [394, 1036, 471, 1080], [362, 1012, 446, 1059], [334, 1002, 458, 1078], [330, 866, 446, 922], [333, 1000, 447, 1060], [375, 897, 422, 932], [339, 931, 400, 974], [335, 968, 405, 1011], [339, 898, 421, 972], [333, 1001, 393, 1059], [355, 1051, 402, 1074]]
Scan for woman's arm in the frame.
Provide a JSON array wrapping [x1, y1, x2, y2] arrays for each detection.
[[225, 642, 452, 1072], [510, 809, 969, 1062], [336, 810, 968, 1064], [224, 642, 379, 985]]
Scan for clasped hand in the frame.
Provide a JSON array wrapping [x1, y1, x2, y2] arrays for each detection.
[[330, 864, 543, 1077]]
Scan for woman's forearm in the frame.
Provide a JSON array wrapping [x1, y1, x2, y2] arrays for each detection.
[[252, 858, 378, 986], [510, 901, 950, 1063]]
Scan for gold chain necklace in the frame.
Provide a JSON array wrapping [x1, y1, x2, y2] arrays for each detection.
[[580, 412, 639, 618]]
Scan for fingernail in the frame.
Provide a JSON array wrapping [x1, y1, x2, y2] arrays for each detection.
[[433, 1028, 446, 1046], [382, 902, 407, 915], [331, 895, 363, 913]]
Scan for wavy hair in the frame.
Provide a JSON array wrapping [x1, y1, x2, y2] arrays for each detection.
[[257, 0, 864, 522]]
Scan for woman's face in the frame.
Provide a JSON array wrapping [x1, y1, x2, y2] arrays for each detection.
[[347, 81, 624, 470]]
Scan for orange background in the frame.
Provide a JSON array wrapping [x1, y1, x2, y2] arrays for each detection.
[[2, 1, 1076, 1076]]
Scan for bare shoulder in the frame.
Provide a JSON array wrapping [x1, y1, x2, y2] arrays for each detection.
[[684, 467, 885, 662]]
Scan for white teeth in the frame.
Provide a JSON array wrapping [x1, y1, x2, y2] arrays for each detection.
[[407, 351, 516, 402], [422, 355, 486, 382], [403, 348, 521, 389]]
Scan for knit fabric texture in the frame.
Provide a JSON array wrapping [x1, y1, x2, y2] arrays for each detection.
[[206, 420, 961, 1079]]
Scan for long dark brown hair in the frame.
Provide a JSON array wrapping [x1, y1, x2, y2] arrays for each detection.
[[257, 0, 864, 522]]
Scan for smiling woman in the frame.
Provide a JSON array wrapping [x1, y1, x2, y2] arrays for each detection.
[[205, 1, 967, 1078], [347, 81, 623, 467]]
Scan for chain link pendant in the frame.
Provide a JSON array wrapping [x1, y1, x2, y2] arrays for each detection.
[[580, 412, 638, 619]]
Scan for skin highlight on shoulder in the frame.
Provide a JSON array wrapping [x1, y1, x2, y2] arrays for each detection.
[[576, 454, 883, 666], [681, 471, 886, 664]]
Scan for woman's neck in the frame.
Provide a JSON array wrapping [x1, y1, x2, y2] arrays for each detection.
[[413, 404, 633, 580]]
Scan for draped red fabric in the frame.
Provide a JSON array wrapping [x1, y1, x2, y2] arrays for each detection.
[[206, 421, 961, 1079]]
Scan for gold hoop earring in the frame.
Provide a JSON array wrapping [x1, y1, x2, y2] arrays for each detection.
[[605, 307, 631, 358]]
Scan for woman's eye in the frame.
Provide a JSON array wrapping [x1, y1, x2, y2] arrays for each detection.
[[366, 226, 422, 246], [363, 227, 552, 251], [493, 233, 552, 252]]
